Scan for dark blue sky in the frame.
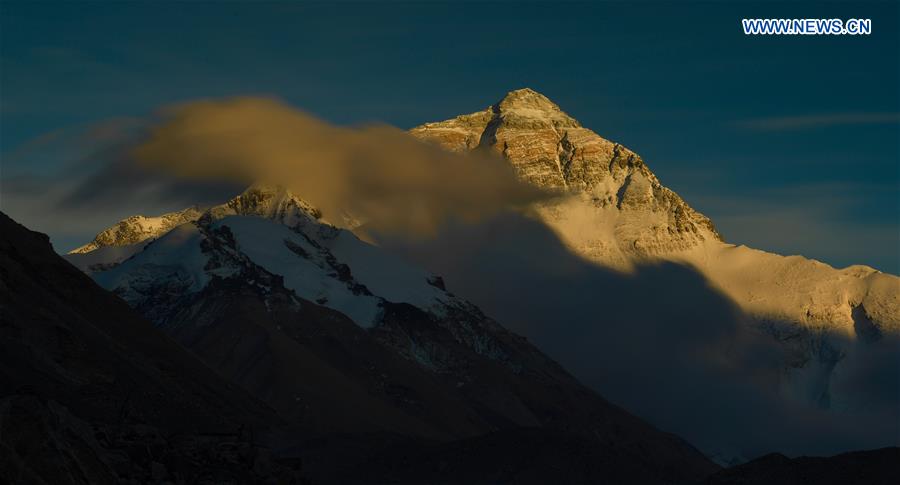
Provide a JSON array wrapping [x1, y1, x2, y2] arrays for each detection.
[[1, 1, 898, 272]]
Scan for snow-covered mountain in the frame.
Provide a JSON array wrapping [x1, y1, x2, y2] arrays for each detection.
[[410, 88, 900, 415], [64, 89, 898, 464], [65, 206, 202, 273], [70, 186, 452, 327], [62, 186, 717, 482], [410, 88, 899, 332], [90, 185, 464, 330]]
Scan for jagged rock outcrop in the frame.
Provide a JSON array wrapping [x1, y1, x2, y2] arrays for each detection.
[[411, 88, 899, 333], [203, 183, 323, 227], [411, 88, 721, 262], [410, 89, 900, 451], [70, 206, 202, 254], [65, 186, 325, 274], [411, 89, 899, 330]]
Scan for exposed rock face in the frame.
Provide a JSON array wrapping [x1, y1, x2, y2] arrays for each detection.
[[411, 88, 721, 261], [203, 184, 323, 228], [410, 89, 900, 461], [69, 206, 202, 254], [411, 89, 898, 332], [411, 88, 899, 330], [65, 186, 324, 274]]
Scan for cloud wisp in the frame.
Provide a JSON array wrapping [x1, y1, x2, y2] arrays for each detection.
[[737, 112, 900, 131], [688, 183, 900, 274], [61, 96, 551, 238], [376, 212, 900, 462]]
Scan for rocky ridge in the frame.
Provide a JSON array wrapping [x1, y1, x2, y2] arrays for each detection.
[[70, 206, 202, 254], [411, 88, 899, 335], [411, 88, 721, 261]]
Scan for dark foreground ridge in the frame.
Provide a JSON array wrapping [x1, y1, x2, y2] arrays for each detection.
[[704, 447, 900, 485], [1, 209, 720, 484], [3, 209, 896, 484], [0, 211, 305, 483], [0, 209, 714, 484]]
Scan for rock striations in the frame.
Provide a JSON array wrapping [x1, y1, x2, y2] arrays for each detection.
[[70, 206, 202, 254], [411, 88, 900, 438], [411, 88, 899, 334], [411, 88, 721, 263]]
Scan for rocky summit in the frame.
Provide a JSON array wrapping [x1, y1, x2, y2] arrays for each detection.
[[70, 206, 203, 254], [411, 88, 721, 261], [411, 88, 898, 333], [410, 89, 900, 460]]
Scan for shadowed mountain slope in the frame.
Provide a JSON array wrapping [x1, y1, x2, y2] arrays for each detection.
[[704, 447, 900, 485], [0, 211, 307, 483], [60, 188, 720, 483], [407, 88, 900, 461]]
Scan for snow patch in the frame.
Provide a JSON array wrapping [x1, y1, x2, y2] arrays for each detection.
[[322, 230, 447, 310], [219, 216, 384, 328], [94, 223, 211, 294]]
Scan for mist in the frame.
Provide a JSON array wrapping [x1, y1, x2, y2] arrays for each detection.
[[373, 211, 900, 461], [60, 97, 550, 238]]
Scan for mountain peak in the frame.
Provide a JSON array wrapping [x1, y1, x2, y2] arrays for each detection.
[[495, 88, 558, 112], [67, 184, 324, 262], [226, 183, 323, 221], [68, 206, 202, 254], [491, 88, 581, 128], [409, 91, 723, 256]]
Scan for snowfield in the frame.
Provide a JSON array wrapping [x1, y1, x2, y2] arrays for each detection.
[[80, 187, 457, 330]]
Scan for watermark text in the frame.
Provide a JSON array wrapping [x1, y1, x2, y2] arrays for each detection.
[[742, 18, 871, 35]]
